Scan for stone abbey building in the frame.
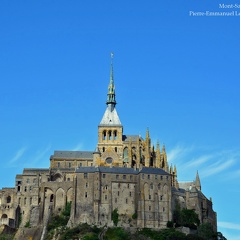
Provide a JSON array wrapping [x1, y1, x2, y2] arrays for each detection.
[[0, 59, 217, 234]]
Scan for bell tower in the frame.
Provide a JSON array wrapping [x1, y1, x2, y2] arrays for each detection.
[[97, 53, 123, 166]]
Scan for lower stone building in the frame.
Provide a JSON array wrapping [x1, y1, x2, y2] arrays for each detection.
[[0, 59, 217, 234]]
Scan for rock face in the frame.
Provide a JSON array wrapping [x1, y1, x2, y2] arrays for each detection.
[[13, 227, 43, 240], [0, 60, 217, 238]]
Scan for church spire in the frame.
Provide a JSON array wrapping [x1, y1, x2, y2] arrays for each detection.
[[99, 53, 122, 126], [195, 171, 201, 191], [106, 52, 116, 109]]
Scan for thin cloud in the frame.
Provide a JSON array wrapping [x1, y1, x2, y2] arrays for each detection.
[[218, 221, 240, 230], [184, 154, 213, 169], [167, 145, 193, 163], [32, 144, 52, 165], [72, 142, 83, 151], [201, 159, 235, 178], [9, 147, 27, 165]]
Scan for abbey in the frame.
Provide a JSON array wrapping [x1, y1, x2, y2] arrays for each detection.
[[0, 58, 217, 235]]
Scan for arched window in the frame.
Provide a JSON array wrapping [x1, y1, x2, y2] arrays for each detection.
[[108, 131, 112, 140], [114, 130, 117, 140], [103, 130, 106, 140], [7, 196, 11, 203], [50, 194, 54, 203], [123, 147, 128, 163]]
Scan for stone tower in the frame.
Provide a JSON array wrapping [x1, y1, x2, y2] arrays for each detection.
[[96, 54, 124, 167]]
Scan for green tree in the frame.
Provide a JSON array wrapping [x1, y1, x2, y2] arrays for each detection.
[[198, 222, 217, 240], [181, 208, 200, 229], [172, 200, 200, 229], [173, 200, 182, 227], [111, 208, 119, 226]]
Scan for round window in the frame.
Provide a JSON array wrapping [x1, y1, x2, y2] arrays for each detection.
[[106, 157, 113, 164]]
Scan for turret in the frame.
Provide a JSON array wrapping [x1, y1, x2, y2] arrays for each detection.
[[155, 141, 161, 168], [145, 128, 151, 167]]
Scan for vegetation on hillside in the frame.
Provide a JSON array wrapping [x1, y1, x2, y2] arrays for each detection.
[[172, 200, 200, 229], [0, 200, 224, 240]]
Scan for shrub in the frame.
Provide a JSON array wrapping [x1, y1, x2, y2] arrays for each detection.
[[132, 212, 137, 220], [24, 221, 30, 228], [167, 220, 174, 228], [111, 208, 119, 226]]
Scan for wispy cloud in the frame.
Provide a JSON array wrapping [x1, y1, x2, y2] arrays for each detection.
[[201, 158, 235, 178], [8, 147, 27, 165], [71, 142, 83, 151], [167, 144, 193, 164], [168, 145, 240, 181], [218, 221, 240, 231], [31, 144, 52, 165], [185, 154, 212, 169]]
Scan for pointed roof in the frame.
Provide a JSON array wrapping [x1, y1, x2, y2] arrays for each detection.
[[100, 107, 122, 126], [99, 53, 122, 127], [195, 170, 201, 191], [106, 53, 116, 106]]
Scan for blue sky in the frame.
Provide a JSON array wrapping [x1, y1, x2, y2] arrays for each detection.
[[0, 0, 239, 239]]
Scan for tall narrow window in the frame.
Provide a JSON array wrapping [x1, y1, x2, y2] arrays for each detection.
[[7, 196, 11, 203], [109, 131, 112, 140], [114, 131, 117, 140], [103, 130, 106, 140]]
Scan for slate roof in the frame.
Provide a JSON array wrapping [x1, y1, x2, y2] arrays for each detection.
[[178, 181, 195, 191], [52, 151, 94, 159], [122, 135, 142, 142], [23, 168, 49, 173], [76, 166, 169, 175], [140, 167, 169, 175], [99, 107, 122, 126]]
